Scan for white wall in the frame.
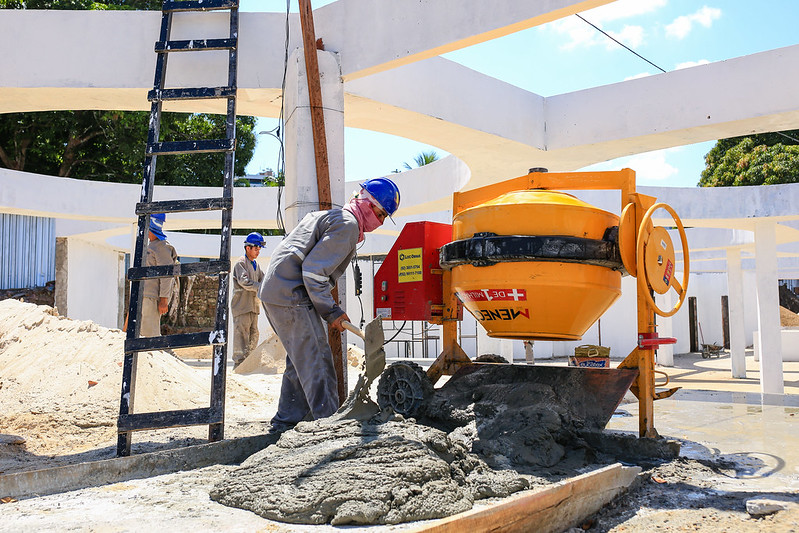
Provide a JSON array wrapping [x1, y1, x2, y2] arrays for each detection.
[[65, 237, 124, 329]]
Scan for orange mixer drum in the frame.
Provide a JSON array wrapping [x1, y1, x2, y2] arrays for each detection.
[[440, 190, 624, 340]]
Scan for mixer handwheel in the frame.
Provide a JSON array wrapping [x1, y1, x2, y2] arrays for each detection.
[[377, 361, 433, 418]]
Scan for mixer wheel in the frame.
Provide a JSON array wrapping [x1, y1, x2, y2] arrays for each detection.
[[377, 361, 433, 418], [474, 354, 509, 364]]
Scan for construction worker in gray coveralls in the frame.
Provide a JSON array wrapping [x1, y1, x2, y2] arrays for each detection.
[[141, 213, 177, 337], [258, 177, 400, 431], [231, 232, 266, 369]]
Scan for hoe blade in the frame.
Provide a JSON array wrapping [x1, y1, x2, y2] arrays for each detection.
[[442, 364, 639, 430]]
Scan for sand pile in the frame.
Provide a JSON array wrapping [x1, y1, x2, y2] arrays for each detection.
[[0, 299, 263, 473], [210, 415, 528, 525], [780, 306, 799, 327]]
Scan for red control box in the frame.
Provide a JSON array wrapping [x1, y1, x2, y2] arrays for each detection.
[[374, 221, 452, 322]]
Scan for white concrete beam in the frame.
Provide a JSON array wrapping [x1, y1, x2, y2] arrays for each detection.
[[0, 168, 280, 230], [316, 0, 613, 80]]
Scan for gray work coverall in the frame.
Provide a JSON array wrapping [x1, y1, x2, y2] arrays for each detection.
[[231, 255, 265, 365], [258, 209, 359, 425], [141, 238, 177, 337]]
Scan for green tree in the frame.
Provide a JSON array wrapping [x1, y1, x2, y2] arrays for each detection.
[[0, 0, 257, 186], [699, 130, 799, 187], [403, 150, 439, 170]]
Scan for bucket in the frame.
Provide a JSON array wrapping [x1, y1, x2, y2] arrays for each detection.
[[569, 345, 610, 368]]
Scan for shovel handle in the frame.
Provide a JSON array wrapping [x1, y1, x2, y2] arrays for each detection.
[[341, 320, 365, 340]]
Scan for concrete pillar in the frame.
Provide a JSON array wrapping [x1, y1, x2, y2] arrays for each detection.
[[54, 237, 68, 317], [654, 290, 674, 367], [754, 221, 783, 395], [726, 247, 747, 378], [283, 48, 346, 230]]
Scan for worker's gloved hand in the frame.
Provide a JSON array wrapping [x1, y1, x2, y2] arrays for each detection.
[[330, 313, 351, 333]]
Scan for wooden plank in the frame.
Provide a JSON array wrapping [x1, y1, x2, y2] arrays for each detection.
[[1, 433, 280, 501], [298, 0, 346, 405], [411, 463, 640, 533]]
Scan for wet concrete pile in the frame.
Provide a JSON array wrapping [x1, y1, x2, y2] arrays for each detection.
[[421, 364, 626, 469], [210, 415, 528, 525], [211, 363, 631, 525]]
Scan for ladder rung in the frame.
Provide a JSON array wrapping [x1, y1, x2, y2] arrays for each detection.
[[155, 38, 236, 53], [128, 259, 229, 280], [148, 86, 236, 102], [127, 261, 229, 280], [117, 407, 223, 432], [136, 197, 233, 216], [147, 139, 235, 155], [162, 0, 237, 12], [125, 330, 226, 353]]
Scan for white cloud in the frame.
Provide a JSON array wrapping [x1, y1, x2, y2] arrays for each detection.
[[666, 6, 722, 39], [552, 0, 664, 50], [624, 72, 653, 81], [582, 149, 680, 182], [675, 59, 711, 69], [609, 25, 645, 49]]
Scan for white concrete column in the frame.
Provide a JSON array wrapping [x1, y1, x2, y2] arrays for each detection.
[[654, 290, 674, 367], [754, 221, 784, 395], [726, 247, 747, 378], [283, 48, 346, 230]]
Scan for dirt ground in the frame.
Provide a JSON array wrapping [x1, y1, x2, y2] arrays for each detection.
[[1, 300, 798, 532]]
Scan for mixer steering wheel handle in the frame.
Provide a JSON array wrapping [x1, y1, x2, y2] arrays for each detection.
[[636, 202, 689, 318]]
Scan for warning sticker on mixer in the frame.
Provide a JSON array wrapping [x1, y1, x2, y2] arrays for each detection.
[[663, 259, 674, 285], [457, 289, 527, 302], [398, 247, 423, 283]]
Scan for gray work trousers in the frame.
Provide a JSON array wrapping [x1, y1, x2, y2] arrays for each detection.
[[262, 300, 339, 425], [233, 311, 259, 365], [141, 297, 161, 337]]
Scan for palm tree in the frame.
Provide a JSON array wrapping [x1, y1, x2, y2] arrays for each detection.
[[403, 150, 439, 170]]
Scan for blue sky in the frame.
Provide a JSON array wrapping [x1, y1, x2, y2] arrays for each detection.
[[242, 0, 799, 188]]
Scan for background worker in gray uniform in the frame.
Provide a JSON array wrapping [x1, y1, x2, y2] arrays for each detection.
[[141, 213, 177, 337], [259, 177, 401, 431], [231, 232, 266, 369]]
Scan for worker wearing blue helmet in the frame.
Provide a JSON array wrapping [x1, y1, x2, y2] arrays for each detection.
[[258, 176, 400, 431], [231, 232, 266, 369], [140, 213, 178, 337]]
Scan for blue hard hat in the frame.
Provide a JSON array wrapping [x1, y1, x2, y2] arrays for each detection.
[[149, 213, 166, 241], [359, 177, 401, 218], [244, 232, 265, 248]]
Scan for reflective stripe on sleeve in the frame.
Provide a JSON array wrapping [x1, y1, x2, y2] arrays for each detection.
[[302, 270, 329, 283], [290, 247, 306, 261]]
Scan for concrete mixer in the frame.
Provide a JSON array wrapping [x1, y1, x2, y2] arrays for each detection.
[[373, 168, 689, 438]]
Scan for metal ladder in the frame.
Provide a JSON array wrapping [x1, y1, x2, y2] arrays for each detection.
[[117, 0, 240, 457]]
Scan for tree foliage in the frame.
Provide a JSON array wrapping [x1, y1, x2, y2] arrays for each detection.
[[0, 0, 257, 186], [402, 150, 439, 170], [699, 130, 799, 187]]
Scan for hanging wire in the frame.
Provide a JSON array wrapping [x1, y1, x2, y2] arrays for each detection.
[[272, 0, 292, 236], [575, 13, 667, 74], [384, 321, 407, 345], [775, 131, 799, 143]]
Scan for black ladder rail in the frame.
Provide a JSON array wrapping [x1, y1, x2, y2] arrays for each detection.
[[117, 0, 239, 457]]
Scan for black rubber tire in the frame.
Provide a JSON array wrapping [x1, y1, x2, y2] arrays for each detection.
[[377, 361, 433, 417], [474, 353, 510, 364]]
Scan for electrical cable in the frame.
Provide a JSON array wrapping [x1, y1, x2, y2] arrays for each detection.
[[575, 13, 667, 74], [775, 131, 799, 144], [384, 321, 407, 345]]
